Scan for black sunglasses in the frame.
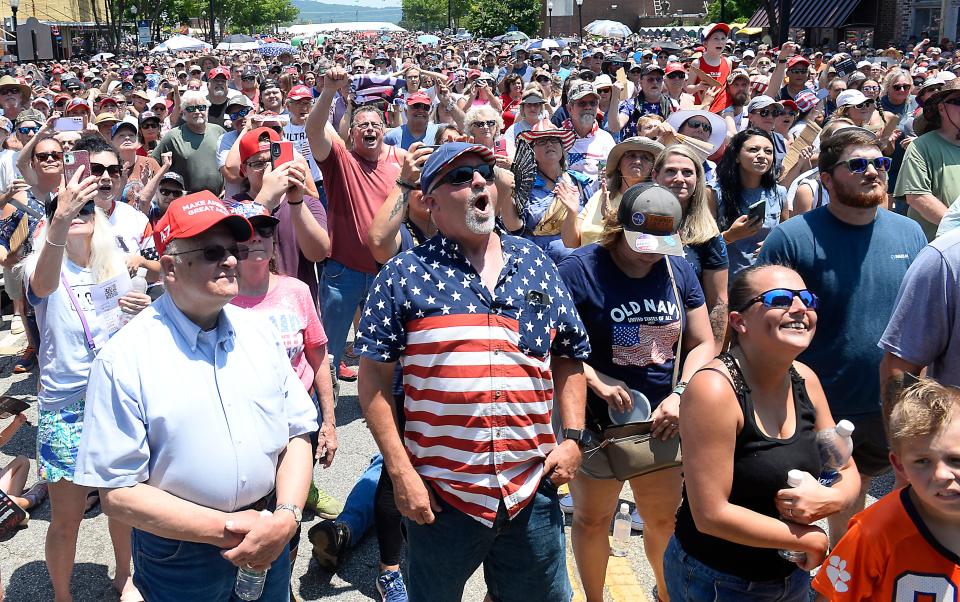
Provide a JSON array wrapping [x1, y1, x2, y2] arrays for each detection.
[[90, 162, 122, 177], [666, 72, 686, 80], [34, 151, 63, 162], [167, 244, 249, 262], [46, 199, 95, 220], [892, 84, 912, 91], [751, 108, 785, 118], [158, 187, 183, 197], [684, 120, 712, 132], [434, 163, 495, 190], [828, 156, 892, 173], [253, 222, 277, 238], [738, 288, 818, 312]]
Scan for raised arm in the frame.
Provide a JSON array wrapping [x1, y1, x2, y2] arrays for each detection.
[[306, 67, 348, 165]]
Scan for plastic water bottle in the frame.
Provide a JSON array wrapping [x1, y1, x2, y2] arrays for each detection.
[[816, 420, 855, 487], [611, 503, 631, 557], [119, 268, 148, 328], [778, 470, 809, 563], [234, 510, 272, 600]]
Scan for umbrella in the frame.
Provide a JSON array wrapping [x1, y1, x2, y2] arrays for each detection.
[[523, 38, 567, 51], [91, 52, 114, 62], [651, 40, 682, 52], [584, 20, 632, 38], [491, 31, 530, 43], [417, 34, 440, 45], [257, 42, 295, 57], [217, 34, 259, 51]]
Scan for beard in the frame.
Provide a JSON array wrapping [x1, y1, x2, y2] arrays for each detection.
[[731, 90, 749, 107], [575, 112, 596, 130], [465, 191, 495, 235], [833, 177, 886, 208]]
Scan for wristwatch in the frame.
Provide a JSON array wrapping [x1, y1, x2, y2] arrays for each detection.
[[673, 381, 689, 396], [562, 428, 588, 448], [275, 503, 302, 524]]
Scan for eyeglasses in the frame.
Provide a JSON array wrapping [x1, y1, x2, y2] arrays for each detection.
[[751, 108, 785, 118], [0, 87, 20, 95], [862, 85, 880, 92], [17, 126, 39, 134], [167, 244, 249, 262], [353, 121, 384, 130], [531, 138, 563, 147], [434, 163, 496, 189], [241, 75, 257, 81], [253, 222, 277, 238], [90, 162, 122, 177], [471, 120, 498, 129], [683, 120, 712, 132], [245, 159, 270, 171], [228, 107, 252, 120], [738, 288, 818, 312], [34, 151, 63, 162], [159, 188, 183, 197], [829, 156, 892, 173], [184, 104, 208, 113], [892, 84, 912, 91]]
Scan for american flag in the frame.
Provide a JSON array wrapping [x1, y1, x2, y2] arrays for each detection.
[[612, 321, 680, 367]]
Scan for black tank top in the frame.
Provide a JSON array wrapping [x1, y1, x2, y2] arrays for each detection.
[[674, 353, 822, 581]]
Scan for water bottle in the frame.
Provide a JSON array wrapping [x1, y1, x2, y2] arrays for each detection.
[[778, 470, 808, 563], [611, 503, 631, 557], [816, 420, 855, 487], [234, 510, 272, 600], [119, 268, 149, 328]]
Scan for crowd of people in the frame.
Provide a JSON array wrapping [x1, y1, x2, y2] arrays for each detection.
[[0, 19, 956, 602]]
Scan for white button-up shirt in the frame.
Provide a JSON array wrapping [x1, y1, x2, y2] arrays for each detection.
[[74, 293, 318, 512]]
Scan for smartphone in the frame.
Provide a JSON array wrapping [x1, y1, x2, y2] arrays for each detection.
[[0, 396, 29, 419], [54, 116, 83, 132], [747, 199, 766, 224], [835, 58, 857, 79], [494, 138, 507, 156], [63, 150, 91, 182], [270, 141, 294, 169]]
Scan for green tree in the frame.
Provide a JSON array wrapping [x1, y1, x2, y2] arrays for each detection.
[[465, 0, 541, 37], [705, 0, 782, 43], [400, 0, 468, 31]]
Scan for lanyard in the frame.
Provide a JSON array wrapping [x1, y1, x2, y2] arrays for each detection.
[[59, 272, 96, 351]]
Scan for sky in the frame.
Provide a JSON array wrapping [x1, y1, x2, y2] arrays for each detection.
[[317, 0, 402, 6]]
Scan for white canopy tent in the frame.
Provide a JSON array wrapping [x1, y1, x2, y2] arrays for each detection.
[[283, 22, 406, 35], [150, 34, 212, 53]]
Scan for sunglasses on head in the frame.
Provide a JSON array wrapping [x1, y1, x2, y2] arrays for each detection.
[[167, 244, 249, 262], [34, 151, 63, 162], [829, 156, 891, 173], [434, 163, 495, 189], [184, 104, 208, 113], [46, 199, 95, 220], [738, 288, 818, 312], [228, 107, 252, 120], [90, 162, 122, 177]]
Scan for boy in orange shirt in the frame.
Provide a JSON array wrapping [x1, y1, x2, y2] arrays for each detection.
[[813, 378, 960, 601]]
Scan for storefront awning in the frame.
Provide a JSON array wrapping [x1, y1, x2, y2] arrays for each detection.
[[736, 27, 764, 34], [746, 0, 861, 28]]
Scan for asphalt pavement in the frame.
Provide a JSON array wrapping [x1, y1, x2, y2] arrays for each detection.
[[0, 317, 891, 602]]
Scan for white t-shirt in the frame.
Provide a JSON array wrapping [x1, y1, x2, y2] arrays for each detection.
[[108, 200, 155, 259], [568, 128, 616, 182], [0, 149, 20, 192], [283, 121, 322, 182]]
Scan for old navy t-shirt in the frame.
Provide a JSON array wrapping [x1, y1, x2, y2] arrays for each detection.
[[559, 245, 704, 428]]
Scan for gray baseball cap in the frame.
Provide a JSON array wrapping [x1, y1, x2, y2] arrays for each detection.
[[617, 183, 683, 256]]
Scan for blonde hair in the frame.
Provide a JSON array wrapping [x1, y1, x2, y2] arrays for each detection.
[[597, 213, 624, 251], [653, 145, 718, 246], [26, 207, 125, 283], [887, 377, 960, 450]]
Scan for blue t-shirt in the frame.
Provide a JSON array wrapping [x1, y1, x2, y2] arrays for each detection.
[[559, 245, 705, 428], [757, 207, 927, 416], [683, 234, 728, 279], [713, 184, 786, 279], [383, 123, 442, 151]]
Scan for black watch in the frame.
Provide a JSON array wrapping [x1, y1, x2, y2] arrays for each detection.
[[562, 428, 588, 448]]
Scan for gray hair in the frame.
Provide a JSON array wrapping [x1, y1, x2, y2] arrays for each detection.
[[181, 90, 207, 108], [464, 105, 503, 132]]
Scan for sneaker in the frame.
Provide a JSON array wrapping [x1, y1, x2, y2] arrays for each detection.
[[376, 569, 409, 602], [631, 508, 644, 531], [305, 482, 344, 519], [559, 494, 574, 514], [338, 361, 357, 382], [307, 520, 349, 572], [9, 317, 23, 335], [12, 347, 36, 374], [22, 481, 48, 510]]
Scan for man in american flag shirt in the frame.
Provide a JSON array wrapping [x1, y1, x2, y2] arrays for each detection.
[[357, 142, 590, 602]]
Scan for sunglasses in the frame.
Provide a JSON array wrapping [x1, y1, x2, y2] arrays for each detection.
[[90, 162, 122, 177], [167, 244, 249, 262], [228, 107, 252, 120], [787, 69, 808, 75], [17, 126, 39, 134], [738, 288, 819, 312], [853, 99, 875, 109], [943, 97, 960, 107], [862, 85, 880, 92], [666, 72, 686, 80], [141, 121, 160, 129], [34, 151, 63, 162], [892, 84, 912, 91], [471, 120, 498, 129], [434, 163, 495, 189], [159, 187, 183, 197], [253, 222, 277, 238], [46, 199, 95, 220], [751, 108, 784, 118], [184, 104, 208, 113], [410, 103, 431, 111], [684, 120, 712, 132], [829, 156, 892, 173], [531, 138, 563, 147], [536, 76, 551, 84], [0, 87, 20, 95]]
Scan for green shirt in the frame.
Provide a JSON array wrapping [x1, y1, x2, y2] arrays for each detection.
[[151, 123, 226, 196], [894, 130, 960, 240]]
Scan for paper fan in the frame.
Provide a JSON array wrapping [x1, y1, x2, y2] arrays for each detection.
[[511, 139, 536, 217]]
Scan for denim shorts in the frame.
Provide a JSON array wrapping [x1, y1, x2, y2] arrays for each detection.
[[405, 479, 571, 602], [663, 536, 811, 602]]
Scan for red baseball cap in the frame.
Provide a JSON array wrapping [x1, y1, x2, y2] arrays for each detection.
[[287, 85, 313, 100], [65, 98, 91, 114], [406, 92, 431, 106], [98, 96, 118, 107], [664, 62, 686, 76], [781, 99, 800, 112], [787, 56, 810, 70], [239, 127, 281, 164], [153, 191, 253, 256], [208, 66, 231, 80]]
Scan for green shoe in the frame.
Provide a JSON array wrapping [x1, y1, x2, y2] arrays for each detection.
[[306, 482, 343, 519]]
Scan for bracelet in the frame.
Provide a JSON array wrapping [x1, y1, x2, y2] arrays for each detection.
[[287, 200, 304, 206], [673, 381, 689, 396], [396, 178, 417, 190], [45, 235, 66, 248]]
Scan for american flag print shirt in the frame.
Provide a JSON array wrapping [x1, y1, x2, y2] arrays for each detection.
[[356, 233, 591, 527]]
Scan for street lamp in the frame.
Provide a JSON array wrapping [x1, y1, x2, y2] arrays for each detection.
[[576, 0, 583, 39], [8, 0, 17, 64], [548, 1, 553, 37]]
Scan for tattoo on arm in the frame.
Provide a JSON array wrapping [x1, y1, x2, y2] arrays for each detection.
[[389, 189, 409, 220], [709, 302, 728, 346]]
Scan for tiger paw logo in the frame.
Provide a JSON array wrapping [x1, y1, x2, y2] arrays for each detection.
[[826, 555, 851, 593]]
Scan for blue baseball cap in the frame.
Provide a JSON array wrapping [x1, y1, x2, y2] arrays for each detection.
[[110, 117, 138, 138], [420, 142, 495, 193]]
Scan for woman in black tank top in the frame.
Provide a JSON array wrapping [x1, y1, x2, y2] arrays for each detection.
[[664, 264, 862, 601]]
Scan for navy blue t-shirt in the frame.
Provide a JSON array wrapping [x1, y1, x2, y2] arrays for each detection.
[[757, 207, 927, 416], [559, 244, 705, 429], [683, 235, 728, 279]]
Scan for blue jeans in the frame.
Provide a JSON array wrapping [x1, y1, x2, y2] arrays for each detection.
[[319, 259, 375, 368], [338, 454, 382, 545], [663, 536, 810, 602], [132, 528, 292, 602], [405, 480, 571, 602]]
